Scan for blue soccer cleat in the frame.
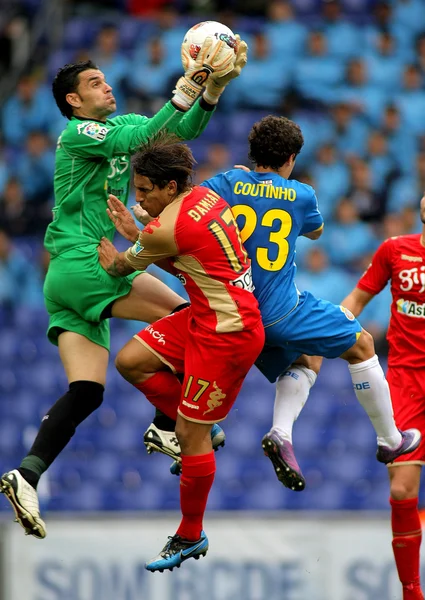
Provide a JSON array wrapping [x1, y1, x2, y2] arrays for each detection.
[[170, 423, 225, 475], [145, 531, 209, 572]]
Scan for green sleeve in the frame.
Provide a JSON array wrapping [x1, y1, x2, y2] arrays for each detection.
[[64, 102, 186, 158], [63, 99, 215, 159], [111, 101, 215, 140], [172, 99, 215, 140]]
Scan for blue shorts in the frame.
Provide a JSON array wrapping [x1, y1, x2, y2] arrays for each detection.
[[256, 291, 362, 383]]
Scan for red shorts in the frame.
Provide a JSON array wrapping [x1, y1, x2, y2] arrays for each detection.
[[135, 307, 265, 424], [387, 367, 425, 465]]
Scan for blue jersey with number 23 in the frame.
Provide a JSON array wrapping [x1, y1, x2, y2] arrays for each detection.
[[201, 169, 323, 326]]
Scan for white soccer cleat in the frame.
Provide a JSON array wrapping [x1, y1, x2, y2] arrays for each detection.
[[0, 470, 46, 539], [143, 424, 181, 460]]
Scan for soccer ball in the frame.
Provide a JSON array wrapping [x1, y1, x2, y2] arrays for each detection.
[[182, 21, 237, 67]]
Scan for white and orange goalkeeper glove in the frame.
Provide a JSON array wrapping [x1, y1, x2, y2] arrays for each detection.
[[203, 36, 248, 105], [173, 37, 236, 110]]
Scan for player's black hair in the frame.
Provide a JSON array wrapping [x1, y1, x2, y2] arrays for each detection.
[[248, 115, 304, 171], [52, 60, 99, 119], [132, 133, 195, 195]]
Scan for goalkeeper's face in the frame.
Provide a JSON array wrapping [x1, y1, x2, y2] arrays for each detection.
[[69, 69, 116, 120]]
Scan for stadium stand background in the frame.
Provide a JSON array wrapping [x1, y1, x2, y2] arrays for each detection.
[[0, 0, 424, 514]]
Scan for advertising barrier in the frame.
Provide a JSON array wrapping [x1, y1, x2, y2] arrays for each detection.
[[2, 514, 420, 600]]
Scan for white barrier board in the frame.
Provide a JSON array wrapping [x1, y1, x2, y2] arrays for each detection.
[[2, 515, 418, 600]]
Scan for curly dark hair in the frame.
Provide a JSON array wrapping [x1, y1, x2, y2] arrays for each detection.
[[132, 133, 195, 195], [248, 115, 304, 171], [52, 60, 98, 119]]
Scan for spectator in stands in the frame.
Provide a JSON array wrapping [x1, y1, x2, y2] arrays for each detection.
[[364, 1, 413, 58], [232, 32, 289, 110], [294, 246, 353, 305], [294, 31, 344, 106], [365, 129, 398, 194], [387, 152, 425, 214], [2, 73, 53, 147], [0, 229, 35, 308], [366, 31, 405, 92], [130, 37, 178, 113], [311, 143, 349, 220], [91, 24, 130, 113], [321, 0, 359, 59], [322, 198, 377, 268], [330, 101, 369, 158], [347, 158, 386, 222], [0, 139, 7, 197], [396, 64, 425, 136], [14, 131, 55, 206], [336, 58, 387, 125], [381, 104, 418, 176], [0, 177, 35, 237], [264, 1, 307, 58], [0, 14, 29, 76]]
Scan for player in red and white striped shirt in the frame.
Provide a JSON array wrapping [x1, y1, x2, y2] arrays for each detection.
[[342, 194, 425, 600]]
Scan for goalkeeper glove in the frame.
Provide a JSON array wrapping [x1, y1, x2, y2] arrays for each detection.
[[203, 36, 248, 105], [173, 37, 236, 110]]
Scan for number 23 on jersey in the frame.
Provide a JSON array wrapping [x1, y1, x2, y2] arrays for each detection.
[[231, 205, 292, 271]]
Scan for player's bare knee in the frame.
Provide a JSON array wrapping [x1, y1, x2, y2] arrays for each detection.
[[390, 478, 418, 501], [343, 329, 375, 363], [293, 354, 322, 375]]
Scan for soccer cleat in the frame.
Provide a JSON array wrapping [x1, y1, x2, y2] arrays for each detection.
[[0, 470, 46, 539], [143, 423, 181, 460], [145, 531, 209, 572], [262, 429, 306, 491], [169, 423, 226, 475], [376, 429, 422, 464]]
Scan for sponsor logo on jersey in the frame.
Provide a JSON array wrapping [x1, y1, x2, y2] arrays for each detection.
[[339, 305, 355, 321], [231, 266, 255, 292], [203, 382, 226, 415], [396, 298, 425, 318], [401, 254, 423, 262], [80, 122, 108, 141], [182, 400, 199, 410], [145, 324, 166, 344], [399, 266, 425, 292], [130, 239, 144, 256]]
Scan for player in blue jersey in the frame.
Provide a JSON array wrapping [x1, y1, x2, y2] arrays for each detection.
[[199, 115, 421, 490]]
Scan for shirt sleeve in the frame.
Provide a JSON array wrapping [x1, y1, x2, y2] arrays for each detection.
[[201, 173, 235, 206], [299, 187, 324, 235], [357, 238, 393, 295], [63, 97, 214, 159], [123, 218, 178, 271]]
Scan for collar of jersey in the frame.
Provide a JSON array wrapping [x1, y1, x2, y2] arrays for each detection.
[[72, 116, 108, 124]]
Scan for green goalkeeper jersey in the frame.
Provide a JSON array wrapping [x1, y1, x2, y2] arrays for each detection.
[[44, 100, 213, 257]]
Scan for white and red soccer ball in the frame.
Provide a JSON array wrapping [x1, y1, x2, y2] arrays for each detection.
[[182, 21, 237, 67]]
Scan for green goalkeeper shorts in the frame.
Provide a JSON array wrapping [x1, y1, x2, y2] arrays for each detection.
[[43, 245, 139, 350]]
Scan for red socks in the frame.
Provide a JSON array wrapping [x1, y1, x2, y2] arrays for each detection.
[[391, 496, 423, 595], [134, 372, 180, 420], [176, 452, 216, 541]]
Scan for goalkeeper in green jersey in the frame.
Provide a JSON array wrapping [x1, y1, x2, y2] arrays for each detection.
[[0, 37, 248, 539]]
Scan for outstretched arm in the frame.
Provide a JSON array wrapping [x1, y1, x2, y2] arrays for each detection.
[[341, 287, 375, 317]]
